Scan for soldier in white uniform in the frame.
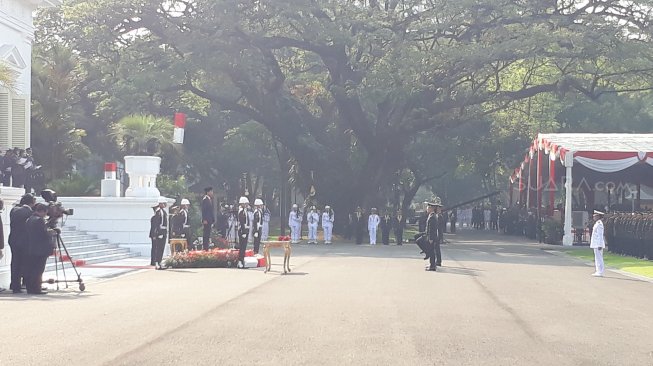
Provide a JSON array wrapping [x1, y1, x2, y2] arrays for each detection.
[[261, 202, 271, 241], [289, 204, 303, 244], [322, 205, 334, 244], [306, 206, 320, 244], [368, 208, 380, 245], [590, 210, 606, 277]]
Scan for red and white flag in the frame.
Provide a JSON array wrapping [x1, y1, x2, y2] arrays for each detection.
[[173, 112, 186, 144]]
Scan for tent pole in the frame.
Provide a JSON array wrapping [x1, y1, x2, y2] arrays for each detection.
[[549, 155, 555, 216], [537, 148, 543, 212], [562, 156, 574, 246], [526, 157, 533, 209], [509, 180, 514, 207]]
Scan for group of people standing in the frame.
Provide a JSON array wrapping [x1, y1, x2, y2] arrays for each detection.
[[347, 207, 405, 245], [1, 147, 41, 193], [1, 193, 58, 294], [288, 204, 334, 244]]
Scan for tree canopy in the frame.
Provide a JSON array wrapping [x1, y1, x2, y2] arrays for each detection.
[[31, 0, 653, 218]]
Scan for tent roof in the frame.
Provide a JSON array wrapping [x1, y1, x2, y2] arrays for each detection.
[[539, 133, 653, 154]]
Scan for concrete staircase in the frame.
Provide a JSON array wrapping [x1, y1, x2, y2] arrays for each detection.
[[46, 225, 139, 271]]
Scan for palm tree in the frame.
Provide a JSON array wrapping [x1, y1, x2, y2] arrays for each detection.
[[110, 114, 173, 155], [0, 61, 17, 92]]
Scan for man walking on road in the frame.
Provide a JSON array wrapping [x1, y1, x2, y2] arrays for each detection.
[[590, 210, 606, 277]]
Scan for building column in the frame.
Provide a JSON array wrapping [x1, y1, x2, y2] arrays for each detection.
[[562, 155, 574, 246], [537, 147, 543, 212]]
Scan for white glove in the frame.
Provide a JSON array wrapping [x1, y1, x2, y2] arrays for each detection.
[[254, 233, 259, 238], [0, 249, 4, 260]]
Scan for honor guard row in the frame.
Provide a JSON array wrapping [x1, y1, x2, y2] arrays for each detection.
[[288, 204, 335, 244], [349, 207, 405, 245]]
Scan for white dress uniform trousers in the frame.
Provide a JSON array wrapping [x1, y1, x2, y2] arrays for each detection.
[[590, 219, 605, 276], [307, 212, 319, 243], [368, 214, 380, 245], [322, 212, 334, 243]]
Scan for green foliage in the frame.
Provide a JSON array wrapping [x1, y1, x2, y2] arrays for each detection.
[[109, 114, 173, 156], [31, 0, 653, 219], [48, 173, 99, 197], [0, 61, 17, 91]]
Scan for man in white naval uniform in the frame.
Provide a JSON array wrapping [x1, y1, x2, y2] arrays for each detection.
[[590, 210, 606, 277], [368, 208, 380, 245], [322, 205, 334, 244], [261, 202, 271, 241], [289, 204, 303, 243], [307, 206, 320, 244]]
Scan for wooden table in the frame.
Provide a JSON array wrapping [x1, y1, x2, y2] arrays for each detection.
[[262, 241, 291, 274], [169, 238, 188, 255]]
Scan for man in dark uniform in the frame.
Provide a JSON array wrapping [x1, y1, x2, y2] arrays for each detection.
[[201, 187, 215, 251], [8, 193, 36, 293], [418, 203, 428, 233], [434, 201, 445, 266], [425, 201, 442, 271], [252, 199, 264, 254], [149, 204, 159, 265], [25, 203, 56, 294], [237, 196, 250, 268], [354, 207, 365, 245], [151, 198, 168, 269], [393, 210, 404, 245], [380, 210, 392, 245]]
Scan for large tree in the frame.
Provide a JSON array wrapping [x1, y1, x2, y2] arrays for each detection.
[[50, 0, 653, 217]]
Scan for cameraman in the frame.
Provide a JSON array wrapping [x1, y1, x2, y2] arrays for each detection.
[[25, 203, 56, 295], [8, 193, 36, 293]]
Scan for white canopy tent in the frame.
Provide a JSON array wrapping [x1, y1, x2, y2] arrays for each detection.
[[510, 133, 653, 245]]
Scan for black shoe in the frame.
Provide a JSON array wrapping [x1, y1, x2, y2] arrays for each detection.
[[12, 289, 23, 294], [436, 263, 442, 267], [27, 290, 48, 295], [426, 266, 437, 271]]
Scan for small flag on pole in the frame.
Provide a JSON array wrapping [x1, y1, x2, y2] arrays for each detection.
[[173, 112, 186, 144]]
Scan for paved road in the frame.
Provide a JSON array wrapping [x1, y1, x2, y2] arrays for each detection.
[[1, 231, 652, 365]]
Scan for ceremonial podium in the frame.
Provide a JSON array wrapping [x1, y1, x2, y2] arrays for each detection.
[[262, 241, 292, 274]]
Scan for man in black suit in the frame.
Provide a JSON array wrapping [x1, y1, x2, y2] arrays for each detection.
[[425, 201, 443, 271], [354, 207, 365, 245], [201, 187, 215, 251], [380, 210, 392, 245], [393, 210, 404, 245], [151, 198, 168, 269], [236, 196, 250, 268], [8, 193, 36, 293], [25, 203, 56, 294], [149, 204, 159, 265]]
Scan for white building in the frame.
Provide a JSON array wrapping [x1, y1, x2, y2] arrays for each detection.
[[0, 0, 61, 149]]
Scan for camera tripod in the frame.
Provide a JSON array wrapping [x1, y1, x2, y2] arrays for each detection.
[[46, 232, 85, 292]]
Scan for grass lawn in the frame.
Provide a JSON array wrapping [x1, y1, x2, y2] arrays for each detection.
[[564, 249, 653, 278]]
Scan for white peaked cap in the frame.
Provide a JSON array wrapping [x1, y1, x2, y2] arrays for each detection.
[[292, 203, 298, 208], [593, 210, 605, 215], [180, 198, 190, 205], [239, 196, 250, 204], [254, 198, 263, 205], [157, 197, 168, 204], [325, 205, 330, 209]]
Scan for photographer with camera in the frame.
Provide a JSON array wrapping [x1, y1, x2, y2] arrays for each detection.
[[8, 193, 36, 293], [25, 203, 57, 295]]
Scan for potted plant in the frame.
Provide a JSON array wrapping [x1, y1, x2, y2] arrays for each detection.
[[109, 114, 173, 197]]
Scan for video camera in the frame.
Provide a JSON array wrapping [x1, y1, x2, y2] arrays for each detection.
[[41, 189, 73, 227]]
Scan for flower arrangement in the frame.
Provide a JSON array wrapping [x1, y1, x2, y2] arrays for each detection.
[[277, 236, 291, 241], [164, 248, 254, 268]]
